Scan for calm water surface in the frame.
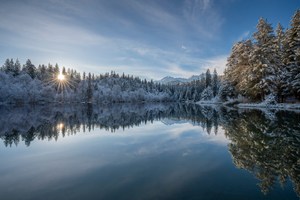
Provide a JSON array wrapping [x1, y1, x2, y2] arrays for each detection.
[[0, 103, 299, 200]]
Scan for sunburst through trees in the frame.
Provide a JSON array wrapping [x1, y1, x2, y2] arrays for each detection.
[[45, 69, 77, 101]]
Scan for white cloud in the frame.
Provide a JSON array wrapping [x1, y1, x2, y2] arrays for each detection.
[[203, 55, 228, 75], [165, 64, 197, 78], [183, 0, 224, 39], [0, 0, 229, 80], [0, 4, 105, 48]]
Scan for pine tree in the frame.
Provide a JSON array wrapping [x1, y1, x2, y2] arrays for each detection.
[[62, 67, 67, 75], [201, 86, 213, 100], [86, 73, 93, 103], [286, 10, 300, 98], [225, 40, 253, 98], [2, 58, 11, 74], [37, 64, 47, 81], [274, 23, 286, 102], [9, 59, 14, 74], [23, 59, 36, 79], [205, 69, 212, 87], [54, 63, 60, 76], [218, 81, 237, 101], [251, 18, 276, 100], [212, 69, 219, 97], [13, 59, 21, 76]]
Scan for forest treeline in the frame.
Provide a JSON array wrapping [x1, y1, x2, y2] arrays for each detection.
[[0, 58, 220, 104]]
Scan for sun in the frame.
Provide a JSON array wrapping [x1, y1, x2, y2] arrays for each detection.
[[57, 73, 65, 81], [45, 71, 75, 95]]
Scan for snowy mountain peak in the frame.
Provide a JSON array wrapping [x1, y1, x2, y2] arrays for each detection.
[[157, 75, 202, 85]]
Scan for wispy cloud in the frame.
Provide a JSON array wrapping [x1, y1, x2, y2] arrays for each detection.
[[0, 3, 105, 48], [183, 0, 224, 39], [0, 0, 229, 79]]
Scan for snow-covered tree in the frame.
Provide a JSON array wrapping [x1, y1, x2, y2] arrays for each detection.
[[13, 59, 21, 77], [218, 81, 237, 101], [212, 69, 219, 97], [86, 73, 93, 103], [23, 59, 36, 79], [201, 86, 213, 101], [250, 18, 276, 100], [205, 69, 212, 87], [285, 10, 300, 98], [225, 40, 254, 97], [273, 23, 287, 102], [2, 58, 13, 74]]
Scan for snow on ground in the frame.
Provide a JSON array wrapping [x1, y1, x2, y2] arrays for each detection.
[[195, 95, 300, 111], [237, 103, 300, 110], [196, 97, 222, 105]]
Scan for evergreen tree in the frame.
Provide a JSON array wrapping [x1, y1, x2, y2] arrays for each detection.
[[23, 59, 36, 79], [212, 69, 219, 97], [225, 40, 253, 98], [9, 59, 14, 74], [205, 69, 212, 87], [201, 86, 213, 100], [286, 10, 300, 98], [86, 73, 93, 103], [2, 58, 12, 74], [218, 81, 237, 101], [251, 18, 276, 100], [62, 67, 67, 75], [274, 23, 286, 102], [54, 63, 60, 76], [13, 59, 21, 76]]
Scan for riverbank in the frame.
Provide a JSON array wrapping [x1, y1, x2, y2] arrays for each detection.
[[196, 99, 300, 110], [237, 102, 300, 110]]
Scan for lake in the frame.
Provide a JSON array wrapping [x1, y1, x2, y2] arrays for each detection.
[[0, 103, 299, 200]]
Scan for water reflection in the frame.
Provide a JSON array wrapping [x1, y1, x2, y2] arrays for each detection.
[[0, 103, 300, 198], [0, 103, 221, 147], [222, 108, 300, 197]]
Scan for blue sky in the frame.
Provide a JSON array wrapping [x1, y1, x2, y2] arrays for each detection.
[[0, 0, 298, 79]]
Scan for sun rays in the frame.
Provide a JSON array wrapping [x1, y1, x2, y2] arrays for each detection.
[[45, 71, 77, 96], [57, 73, 65, 81]]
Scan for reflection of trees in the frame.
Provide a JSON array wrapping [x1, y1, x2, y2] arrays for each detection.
[[0, 104, 220, 147], [222, 109, 300, 197], [1, 103, 300, 197]]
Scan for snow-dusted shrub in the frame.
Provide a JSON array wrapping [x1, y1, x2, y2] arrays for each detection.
[[262, 94, 277, 105], [201, 86, 213, 101]]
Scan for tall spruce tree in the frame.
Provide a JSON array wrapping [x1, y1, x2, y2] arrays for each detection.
[[13, 59, 21, 77], [225, 40, 253, 98], [212, 69, 219, 97], [2, 58, 11, 74], [205, 69, 212, 88], [274, 23, 286, 102], [286, 10, 300, 98], [250, 18, 276, 100], [23, 59, 36, 79], [86, 73, 93, 103]]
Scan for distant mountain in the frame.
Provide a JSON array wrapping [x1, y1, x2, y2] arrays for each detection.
[[158, 76, 187, 84], [157, 74, 204, 85]]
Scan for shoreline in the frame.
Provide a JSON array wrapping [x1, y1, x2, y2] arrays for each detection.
[[196, 100, 300, 111], [237, 103, 300, 110]]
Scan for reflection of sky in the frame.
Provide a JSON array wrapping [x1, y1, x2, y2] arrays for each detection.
[[0, 121, 297, 200]]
